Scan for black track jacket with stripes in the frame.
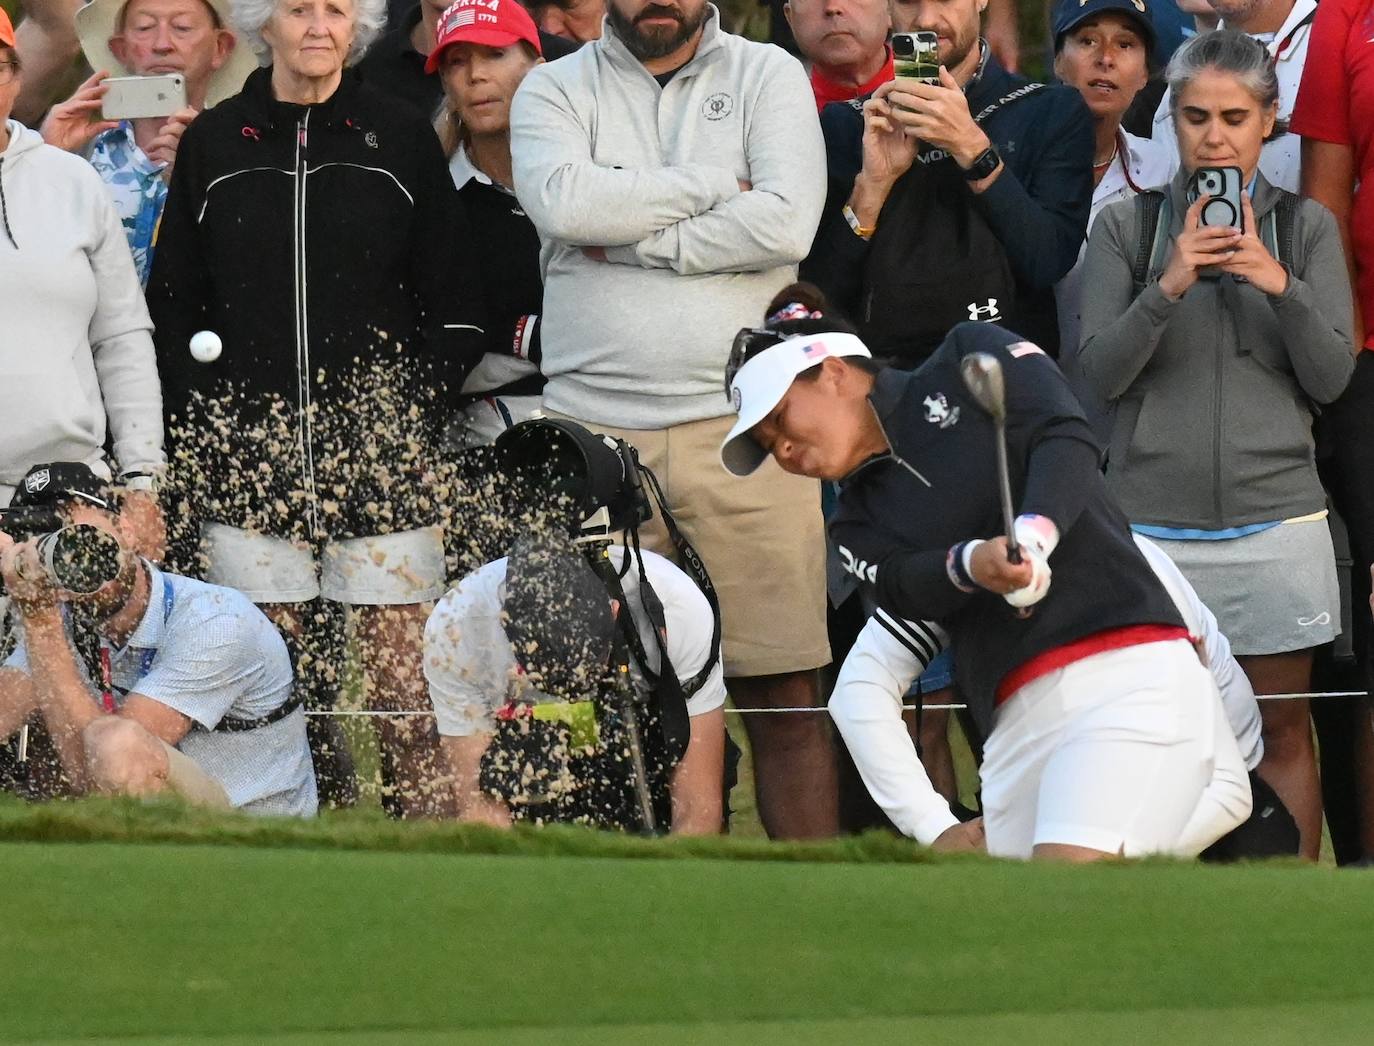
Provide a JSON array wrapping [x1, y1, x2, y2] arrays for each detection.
[[828, 322, 1183, 735], [148, 66, 486, 539]]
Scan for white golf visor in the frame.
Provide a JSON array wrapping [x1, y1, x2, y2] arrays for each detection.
[[719, 332, 873, 477]]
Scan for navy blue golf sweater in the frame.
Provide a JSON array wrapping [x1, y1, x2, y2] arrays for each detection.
[[828, 322, 1183, 735]]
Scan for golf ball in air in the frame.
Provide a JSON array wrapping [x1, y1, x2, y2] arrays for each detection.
[[189, 330, 222, 363]]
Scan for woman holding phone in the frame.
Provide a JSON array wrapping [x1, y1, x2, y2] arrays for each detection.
[[1079, 30, 1354, 859]]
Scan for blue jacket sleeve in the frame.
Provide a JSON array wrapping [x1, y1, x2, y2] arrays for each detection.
[[972, 87, 1094, 289]]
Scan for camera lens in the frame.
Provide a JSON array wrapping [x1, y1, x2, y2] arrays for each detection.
[[892, 35, 914, 56], [38, 525, 123, 594]]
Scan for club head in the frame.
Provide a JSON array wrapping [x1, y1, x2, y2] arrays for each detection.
[[960, 352, 1007, 423]]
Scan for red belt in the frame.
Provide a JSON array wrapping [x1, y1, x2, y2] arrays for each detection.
[[994, 624, 1191, 707]]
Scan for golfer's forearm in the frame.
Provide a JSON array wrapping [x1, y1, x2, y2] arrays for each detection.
[[1019, 434, 1102, 535], [22, 614, 100, 788]]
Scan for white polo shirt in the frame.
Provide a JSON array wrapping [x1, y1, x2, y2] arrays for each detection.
[[425, 547, 726, 737], [5, 565, 317, 816], [1151, 0, 1318, 193]]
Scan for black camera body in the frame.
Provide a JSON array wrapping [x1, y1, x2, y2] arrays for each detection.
[[0, 506, 123, 596], [0, 505, 63, 541], [496, 417, 653, 543]]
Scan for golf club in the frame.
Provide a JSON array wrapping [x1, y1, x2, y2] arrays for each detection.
[[960, 353, 1022, 566]]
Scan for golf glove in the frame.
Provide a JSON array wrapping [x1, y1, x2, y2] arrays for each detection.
[[1004, 514, 1059, 609]]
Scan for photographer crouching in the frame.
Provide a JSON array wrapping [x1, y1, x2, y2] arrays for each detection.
[[424, 420, 726, 833], [0, 464, 316, 815]]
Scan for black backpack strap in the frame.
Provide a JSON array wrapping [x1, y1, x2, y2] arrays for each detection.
[[1132, 189, 1165, 295], [1268, 191, 1299, 269]]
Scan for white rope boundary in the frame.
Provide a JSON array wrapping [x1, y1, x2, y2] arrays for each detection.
[[306, 691, 1372, 717]]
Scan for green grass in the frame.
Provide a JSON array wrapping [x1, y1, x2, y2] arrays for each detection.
[[0, 799, 1371, 1044]]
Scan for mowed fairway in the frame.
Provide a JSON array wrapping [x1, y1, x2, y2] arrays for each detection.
[[3, 827, 1374, 1045]]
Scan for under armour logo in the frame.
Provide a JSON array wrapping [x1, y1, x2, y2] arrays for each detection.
[[968, 299, 1002, 322]]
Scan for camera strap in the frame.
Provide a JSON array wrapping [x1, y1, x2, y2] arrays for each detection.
[[635, 464, 722, 697], [587, 548, 691, 763]]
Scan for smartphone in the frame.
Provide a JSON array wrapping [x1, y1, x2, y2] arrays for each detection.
[[892, 32, 941, 86], [1187, 166, 1245, 232], [101, 74, 186, 121]]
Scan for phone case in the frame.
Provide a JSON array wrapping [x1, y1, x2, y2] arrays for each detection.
[[1188, 166, 1245, 232], [101, 75, 187, 121]]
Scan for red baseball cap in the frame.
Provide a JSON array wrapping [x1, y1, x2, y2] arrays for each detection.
[[425, 0, 542, 74], [1, 7, 17, 50]]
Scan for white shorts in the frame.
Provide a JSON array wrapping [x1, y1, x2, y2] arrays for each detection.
[[980, 639, 1220, 859], [200, 523, 446, 605]]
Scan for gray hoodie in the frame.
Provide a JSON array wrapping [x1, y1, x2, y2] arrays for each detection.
[[0, 121, 163, 500], [510, 7, 825, 429], [1079, 171, 1353, 529]]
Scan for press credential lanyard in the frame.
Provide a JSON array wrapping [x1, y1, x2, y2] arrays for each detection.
[[98, 579, 176, 712]]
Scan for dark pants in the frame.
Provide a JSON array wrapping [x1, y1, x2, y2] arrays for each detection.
[[1314, 351, 1374, 863], [1202, 771, 1301, 862]]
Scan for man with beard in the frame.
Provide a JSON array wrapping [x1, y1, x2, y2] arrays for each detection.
[[802, 0, 1093, 363], [510, 0, 836, 838]]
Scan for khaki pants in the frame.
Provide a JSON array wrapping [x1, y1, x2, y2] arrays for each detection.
[[552, 412, 831, 678]]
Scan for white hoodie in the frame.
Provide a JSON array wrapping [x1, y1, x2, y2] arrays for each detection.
[[0, 121, 163, 501]]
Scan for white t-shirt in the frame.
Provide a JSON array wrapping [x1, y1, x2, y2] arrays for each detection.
[[425, 546, 726, 737], [1150, 0, 1317, 194], [5, 566, 317, 816]]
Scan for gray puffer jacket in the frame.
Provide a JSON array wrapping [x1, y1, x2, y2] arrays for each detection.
[[1079, 171, 1353, 529]]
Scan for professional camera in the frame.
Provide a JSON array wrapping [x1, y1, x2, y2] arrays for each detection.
[[496, 417, 653, 543], [0, 511, 123, 597]]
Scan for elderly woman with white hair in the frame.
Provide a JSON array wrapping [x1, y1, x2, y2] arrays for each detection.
[[147, 0, 486, 818]]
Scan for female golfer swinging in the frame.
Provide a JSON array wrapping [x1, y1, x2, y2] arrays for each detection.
[[720, 287, 1249, 860]]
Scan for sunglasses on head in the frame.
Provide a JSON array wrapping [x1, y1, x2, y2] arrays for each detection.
[[725, 328, 789, 401]]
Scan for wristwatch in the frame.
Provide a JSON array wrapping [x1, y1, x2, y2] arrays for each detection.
[[961, 144, 1001, 182], [120, 470, 160, 493]]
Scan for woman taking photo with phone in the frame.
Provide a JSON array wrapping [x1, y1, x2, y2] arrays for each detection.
[[1079, 30, 1354, 859]]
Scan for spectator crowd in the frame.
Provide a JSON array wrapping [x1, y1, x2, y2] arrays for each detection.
[[0, 0, 1369, 862]]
